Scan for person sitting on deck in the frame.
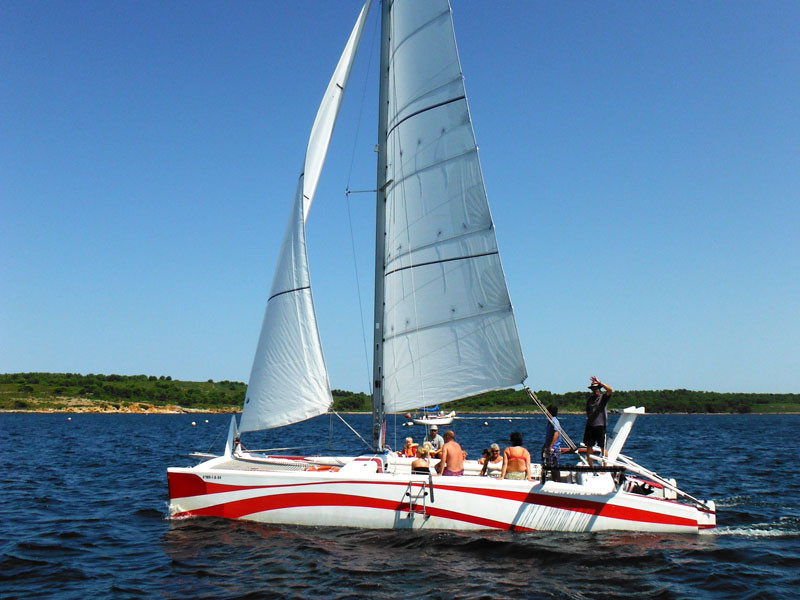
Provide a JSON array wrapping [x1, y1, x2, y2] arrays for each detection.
[[437, 430, 465, 476], [400, 437, 418, 458], [501, 432, 532, 481], [411, 442, 433, 475], [426, 426, 445, 458], [479, 443, 503, 477]]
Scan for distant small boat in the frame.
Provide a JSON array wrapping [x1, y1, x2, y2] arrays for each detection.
[[411, 410, 456, 426]]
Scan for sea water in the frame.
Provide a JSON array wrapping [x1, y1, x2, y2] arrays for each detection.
[[1, 412, 798, 599]]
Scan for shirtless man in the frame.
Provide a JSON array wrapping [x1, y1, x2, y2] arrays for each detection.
[[437, 430, 465, 476]]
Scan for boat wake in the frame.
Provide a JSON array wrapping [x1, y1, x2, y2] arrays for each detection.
[[707, 517, 800, 537]]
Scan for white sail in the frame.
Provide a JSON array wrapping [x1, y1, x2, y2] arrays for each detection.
[[240, 1, 371, 432], [381, 0, 527, 414]]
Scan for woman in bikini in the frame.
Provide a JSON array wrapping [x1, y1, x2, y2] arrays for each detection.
[[500, 432, 531, 480]]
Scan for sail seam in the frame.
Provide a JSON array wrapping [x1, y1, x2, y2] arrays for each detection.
[[385, 221, 493, 270], [383, 304, 512, 344], [267, 286, 311, 303], [388, 6, 449, 61], [388, 74, 463, 130], [387, 95, 465, 137], [384, 250, 498, 278], [385, 146, 476, 193]]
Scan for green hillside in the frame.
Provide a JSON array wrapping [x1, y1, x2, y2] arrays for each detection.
[[1, 373, 797, 413]]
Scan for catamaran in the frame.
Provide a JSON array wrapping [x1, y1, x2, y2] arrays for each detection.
[[168, 0, 716, 532]]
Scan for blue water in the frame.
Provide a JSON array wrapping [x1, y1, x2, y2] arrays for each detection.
[[1, 413, 799, 599]]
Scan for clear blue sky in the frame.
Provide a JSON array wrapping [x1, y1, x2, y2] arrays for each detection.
[[2, 1, 798, 395]]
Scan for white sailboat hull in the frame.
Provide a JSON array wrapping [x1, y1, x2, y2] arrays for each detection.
[[168, 456, 715, 533], [411, 411, 456, 426]]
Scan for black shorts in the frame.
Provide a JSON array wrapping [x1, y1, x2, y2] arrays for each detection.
[[583, 425, 606, 449]]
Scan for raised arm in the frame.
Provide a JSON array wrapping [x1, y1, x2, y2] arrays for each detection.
[[590, 376, 612, 395]]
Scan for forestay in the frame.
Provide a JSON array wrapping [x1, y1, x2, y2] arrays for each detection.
[[381, 0, 527, 414], [240, 1, 371, 432]]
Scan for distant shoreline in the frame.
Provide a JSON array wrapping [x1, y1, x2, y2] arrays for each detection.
[[4, 374, 798, 414], [3, 408, 797, 416]]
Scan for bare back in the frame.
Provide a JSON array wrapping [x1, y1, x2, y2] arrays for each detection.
[[504, 446, 530, 472], [440, 440, 465, 473]]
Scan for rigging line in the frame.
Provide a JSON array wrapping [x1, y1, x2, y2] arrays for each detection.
[[345, 196, 372, 395], [343, 5, 379, 396], [345, 1, 378, 189], [331, 409, 373, 451], [247, 445, 326, 452], [205, 425, 225, 455], [525, 388, 581, 453]]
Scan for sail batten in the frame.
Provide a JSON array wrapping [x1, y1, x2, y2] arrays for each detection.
[[387, 95, 465, 136], [385, 249, 498, 278]]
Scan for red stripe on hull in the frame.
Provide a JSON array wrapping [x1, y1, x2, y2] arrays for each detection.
[[173, 490, 535, 530], [414, 482, 698, 528], [170, 473, 700, 529]]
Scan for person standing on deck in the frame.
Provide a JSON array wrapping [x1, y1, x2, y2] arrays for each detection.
[[437, 430, 465, 476], [583, 376, 613, 466]]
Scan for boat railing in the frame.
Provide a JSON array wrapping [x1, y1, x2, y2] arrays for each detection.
[[542, 464, 626, 485]]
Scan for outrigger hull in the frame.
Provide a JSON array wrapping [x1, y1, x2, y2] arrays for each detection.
[[168, 456, 715, 533]]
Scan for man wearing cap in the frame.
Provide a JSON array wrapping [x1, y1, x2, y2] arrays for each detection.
[[425, 426, 444, 458], [583, 376, 613, 467]]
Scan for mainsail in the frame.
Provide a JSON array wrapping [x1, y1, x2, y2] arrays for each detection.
[[240, 1, 371, 432], [380, 1, 527, 414]]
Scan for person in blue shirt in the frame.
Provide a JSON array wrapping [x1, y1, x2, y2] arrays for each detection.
[[542, 404, 562, 482]]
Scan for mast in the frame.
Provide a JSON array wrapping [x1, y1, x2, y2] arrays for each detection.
[[371, 0, 391, 450]]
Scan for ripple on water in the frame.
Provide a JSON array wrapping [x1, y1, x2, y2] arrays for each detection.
[[2, 413, 800, 599]]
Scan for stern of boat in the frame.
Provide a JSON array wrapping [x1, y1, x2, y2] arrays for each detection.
[[697, 500, 716, 530]]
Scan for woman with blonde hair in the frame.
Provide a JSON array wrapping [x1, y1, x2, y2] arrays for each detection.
[[411, 442, 433, 475]]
